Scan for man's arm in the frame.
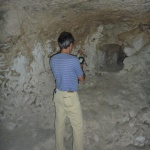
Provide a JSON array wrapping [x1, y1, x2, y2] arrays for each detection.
[[78, 64, 85, 82], [78, 74, 85, 82]]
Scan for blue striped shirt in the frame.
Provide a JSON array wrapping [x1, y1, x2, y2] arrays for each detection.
[[50, 53, 83, 91]]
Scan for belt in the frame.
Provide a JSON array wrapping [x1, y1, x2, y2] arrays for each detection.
[[67, 91, 75, 93], [56, 89, 75, 93]]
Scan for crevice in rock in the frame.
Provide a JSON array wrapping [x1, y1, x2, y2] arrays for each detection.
[[96, 44, 127, 73]]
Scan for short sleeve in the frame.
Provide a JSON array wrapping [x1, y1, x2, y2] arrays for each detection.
[[74, 57, 83, 77]]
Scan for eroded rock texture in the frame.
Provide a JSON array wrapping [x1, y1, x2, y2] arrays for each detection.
[[0, 0, 150, 150]]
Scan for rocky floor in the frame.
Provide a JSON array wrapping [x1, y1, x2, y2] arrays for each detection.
[[1, 71, 150, 150], [80, 72, 150, 150]]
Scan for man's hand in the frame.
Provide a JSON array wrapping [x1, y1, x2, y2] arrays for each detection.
[[78, 74, 85, 82], [80, 64, 84, 70], [79, 57, 85, 65]]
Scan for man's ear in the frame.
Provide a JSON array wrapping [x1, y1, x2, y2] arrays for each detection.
[[69, 43, 73, 53], [70, 43, 73, 48]]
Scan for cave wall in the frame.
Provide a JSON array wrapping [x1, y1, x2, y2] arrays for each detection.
[[0, 0, 150, 150]]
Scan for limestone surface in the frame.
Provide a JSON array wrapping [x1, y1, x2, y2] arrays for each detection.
[[0, 0, 150, 150]]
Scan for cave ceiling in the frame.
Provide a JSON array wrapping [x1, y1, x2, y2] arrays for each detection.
[[1, 0, 150, 23], [0, 0, 150, 46]]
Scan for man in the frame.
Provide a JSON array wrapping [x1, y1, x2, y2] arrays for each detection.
[[50, 32, 85, 150]]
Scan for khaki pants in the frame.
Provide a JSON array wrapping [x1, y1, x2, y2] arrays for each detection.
[[54, 89, 84, 150]]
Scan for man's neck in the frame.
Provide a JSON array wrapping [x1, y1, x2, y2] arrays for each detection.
[[61, 48, 70, 54]]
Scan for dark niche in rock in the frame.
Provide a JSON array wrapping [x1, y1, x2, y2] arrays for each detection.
[[97, 44, 127, 72]]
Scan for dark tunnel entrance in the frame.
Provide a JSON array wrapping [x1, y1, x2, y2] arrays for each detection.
[[97, 44, 127, 72]]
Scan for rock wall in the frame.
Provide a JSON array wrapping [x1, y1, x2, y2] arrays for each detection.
[[0, 0, 150, 150]]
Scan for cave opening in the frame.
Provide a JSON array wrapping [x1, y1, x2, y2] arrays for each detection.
[[96, 44, 127, 73]]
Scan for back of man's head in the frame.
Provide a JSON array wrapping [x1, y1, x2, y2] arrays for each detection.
[[58, 32, 75, 49]]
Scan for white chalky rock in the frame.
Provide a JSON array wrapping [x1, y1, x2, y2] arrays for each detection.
[[123, 47, 136, 56], [94, 134, 99, 142], [6, 122, 17, 131], [135, 136, 146, 143], [129, 110, 137, 118]]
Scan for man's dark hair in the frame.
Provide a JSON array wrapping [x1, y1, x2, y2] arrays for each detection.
[[58, 32, 75, 49]]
